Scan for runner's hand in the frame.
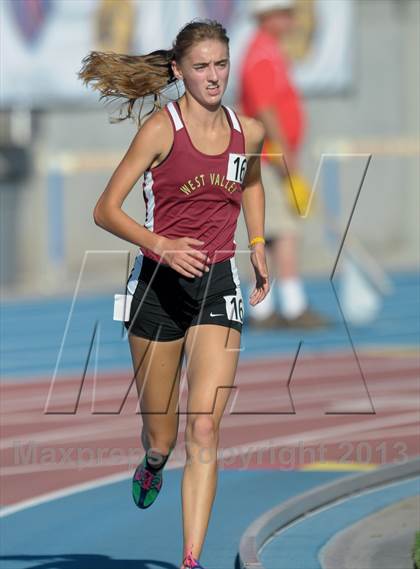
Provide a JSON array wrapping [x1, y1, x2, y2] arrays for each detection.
[[154, 236, 210, 278], [249, 243, 270, 305]]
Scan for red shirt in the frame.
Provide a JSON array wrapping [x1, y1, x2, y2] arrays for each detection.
[[239, 29, 304, 154], [140, 101, 246, 264]]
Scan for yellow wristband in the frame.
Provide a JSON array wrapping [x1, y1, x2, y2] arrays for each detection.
[[248, 237, 265, 249]]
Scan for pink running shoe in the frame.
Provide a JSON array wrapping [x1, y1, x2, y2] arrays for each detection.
[[183, 550, 205, 568]]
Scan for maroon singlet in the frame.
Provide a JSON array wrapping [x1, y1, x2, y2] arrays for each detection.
[[140, 100, 247, 264]]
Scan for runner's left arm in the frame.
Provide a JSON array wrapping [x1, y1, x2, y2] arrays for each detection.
[[240, 116, 270, 305]]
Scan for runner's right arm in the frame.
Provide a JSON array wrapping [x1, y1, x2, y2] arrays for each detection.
[[93, 111, 210, 278]]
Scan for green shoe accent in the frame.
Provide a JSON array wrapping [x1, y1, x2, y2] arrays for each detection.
[[132, 481, 141, 504], [143, 488, 158, 508], [131, 458, 164, 509]]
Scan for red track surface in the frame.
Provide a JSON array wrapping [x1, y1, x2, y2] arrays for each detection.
[[1, 351, 419, 507]]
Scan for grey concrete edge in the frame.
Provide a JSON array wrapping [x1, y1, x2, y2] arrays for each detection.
[[319, 495, 420, 569], [238, 457, 420, 569]]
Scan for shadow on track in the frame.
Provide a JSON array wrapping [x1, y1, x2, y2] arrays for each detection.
[[0, 554, 179, 569]]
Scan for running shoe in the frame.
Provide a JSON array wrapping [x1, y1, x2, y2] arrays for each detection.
[[132, 456, 163, 509], [183, 551, 205, 568]]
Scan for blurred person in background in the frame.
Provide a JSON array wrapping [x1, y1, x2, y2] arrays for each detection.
[[239, 0, 330, 329], [79, 19, 269, 569]]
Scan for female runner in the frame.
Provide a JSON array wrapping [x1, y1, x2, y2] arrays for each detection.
[[79, 19, 269, 569]]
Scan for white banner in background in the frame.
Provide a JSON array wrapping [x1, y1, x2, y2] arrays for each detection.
[[1, 0, 354, 108]]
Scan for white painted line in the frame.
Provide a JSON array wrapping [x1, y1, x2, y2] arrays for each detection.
[[0, 459, 185, 518], [1, 411, 418, 518], [1, 370, 417, 422], [2, 411, 418, 477], [2, 358, 418, 412], [1, 379, 418, 450]]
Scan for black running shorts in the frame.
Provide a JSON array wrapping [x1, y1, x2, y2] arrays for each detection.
[[123, 254, 244, 341]]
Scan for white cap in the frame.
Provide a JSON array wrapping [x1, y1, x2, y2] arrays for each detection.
[[251, 0, 295, 16]]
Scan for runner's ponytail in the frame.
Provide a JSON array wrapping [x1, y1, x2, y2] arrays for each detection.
[[78, 49, 178, 124], [78, 19, 229, 125]]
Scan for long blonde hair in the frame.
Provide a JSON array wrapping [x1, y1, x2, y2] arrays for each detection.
[[78, 19, 229, 125]]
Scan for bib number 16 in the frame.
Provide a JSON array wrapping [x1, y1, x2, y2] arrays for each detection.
[[227, 153, 247, 183], [224, 289, 244, 324]]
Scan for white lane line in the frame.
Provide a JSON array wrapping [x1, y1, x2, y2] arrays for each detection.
[[2, 426, 419, 477], [1, 391, 417, 452], [2, 358, 418, 412], [0, 458, 185, 518], [2, 411, 418, 477], [327, 424, 419, 442], [1, 362, 418, 415], [1, 379, 418, 449], [0, 416, 138, 451], [1, 411, 418, 518], [2, 372, 418, 422], [217, 412, 420, 459]]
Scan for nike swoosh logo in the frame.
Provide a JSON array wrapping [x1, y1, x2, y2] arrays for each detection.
[[210, 312, 224, 317]]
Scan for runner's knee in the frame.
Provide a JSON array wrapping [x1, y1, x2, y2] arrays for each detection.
[[188, 416, 218, 446], [142, 426, 177, 454]]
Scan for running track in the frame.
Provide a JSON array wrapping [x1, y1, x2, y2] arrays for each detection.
[[1, 272, 419, 567]]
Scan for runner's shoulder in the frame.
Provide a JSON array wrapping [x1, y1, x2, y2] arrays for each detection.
[[140, 107, 172, 136], [236, 113, 266, 152], [137, 107, 173, 152]]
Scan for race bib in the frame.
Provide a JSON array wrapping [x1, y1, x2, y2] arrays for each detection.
[[223, 288, 244, 324], [227, 153, 247, 183]]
